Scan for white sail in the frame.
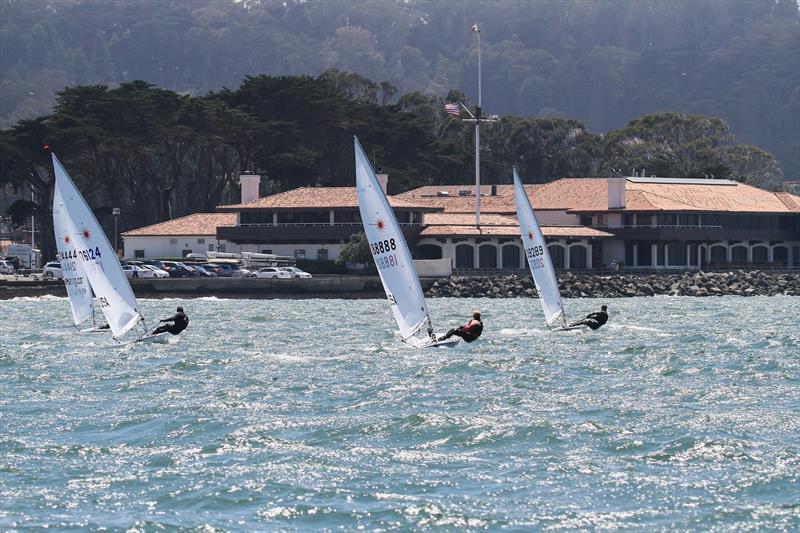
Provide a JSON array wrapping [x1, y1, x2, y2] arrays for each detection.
[[52, 154, 143, 338], [52, 206, 94, 326], [513, 168, 566, 326], [354, 137, 430, 340]]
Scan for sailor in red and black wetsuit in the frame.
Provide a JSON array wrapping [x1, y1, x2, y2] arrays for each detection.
[[438, 311, 483, 343]]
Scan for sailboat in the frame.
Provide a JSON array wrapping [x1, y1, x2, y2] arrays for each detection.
[[51, 153, 168, 343], [513, 167, 578, 331], [354, 137, 458, 348], [52, 203, 97, 331]]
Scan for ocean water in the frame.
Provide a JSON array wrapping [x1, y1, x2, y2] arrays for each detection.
[[0, 295, 798, 531]]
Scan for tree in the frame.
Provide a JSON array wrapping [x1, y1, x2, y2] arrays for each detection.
[[336, 232, 373, 270]]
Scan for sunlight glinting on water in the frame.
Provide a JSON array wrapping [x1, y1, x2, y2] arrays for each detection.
[[1, 295, 799, 530]]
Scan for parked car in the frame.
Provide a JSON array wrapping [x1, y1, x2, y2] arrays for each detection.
[[212, 263, 235, 277], [248, 267, 291, 279], [122, 264, 154, 278], [144, 260, 170, 271], [227, 264, 249, 278], [141, 264, 170, 278], [43, 261, 63, 279], [168, 265, 199, 278], [279, 267, 312, 278], [191, 265, 217, 277], [203, 263, 226, 276], [0, 260, 14, 274]]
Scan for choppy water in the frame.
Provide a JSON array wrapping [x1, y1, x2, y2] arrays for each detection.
[[1, 296, 798, 531]]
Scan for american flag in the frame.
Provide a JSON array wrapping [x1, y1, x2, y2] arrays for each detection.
[[444, 103, 460, 117], [471, 23, 479, 33]]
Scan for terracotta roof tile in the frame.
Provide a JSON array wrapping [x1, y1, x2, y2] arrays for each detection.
[[397, 184, 527, 198], [420, 224, 612, 238], [121, 213, 236, 237], [218, 187, 439, 211], [421, 212, 613, 238], [425, 213, 519, 226], [775, 192, 800, 212], [532, 177, 800, 214]]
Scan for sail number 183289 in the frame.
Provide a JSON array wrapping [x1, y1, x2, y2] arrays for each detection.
[[526, 245, 546, 269]]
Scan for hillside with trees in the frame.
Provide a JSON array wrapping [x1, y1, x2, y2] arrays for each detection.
[[1, 0, 798, 177]]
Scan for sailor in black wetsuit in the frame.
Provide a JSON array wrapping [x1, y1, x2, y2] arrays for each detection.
[[152, 306, 189, 335], [569, 304, 608, 330], [438, 310, 483, 343]]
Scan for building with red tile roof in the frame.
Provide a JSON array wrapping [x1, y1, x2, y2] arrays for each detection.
[[121, 172, 800, 271]]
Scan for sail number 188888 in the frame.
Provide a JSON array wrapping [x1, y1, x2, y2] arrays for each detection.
[[372, 238, 398, 270]]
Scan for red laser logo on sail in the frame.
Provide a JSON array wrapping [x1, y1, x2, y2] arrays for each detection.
[[82, 228, 91, 239], [64, 235, 71, 244], [528, 231, 534, 241], [374, 218, 386, 231]]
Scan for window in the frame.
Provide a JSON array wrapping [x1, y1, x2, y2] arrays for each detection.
[[317, 248, 329, 260], [657, 214, 677, 226], [638, 214, 652, 226], [679, 214, 699, 226], [637, 243, 652, 267], [218, 244, 226, 252], [261, 249, 272, 254], [623, 214, 635, 226], [197, 238, 205, 244], [134, 249, 145, 258], [689, 244, 698, 266], [169, 238, 178, 245], [294, 249, 306, 259], [207, 244, 214, 251], [580, 215, 592, 226], [667, 243, 687, 266]]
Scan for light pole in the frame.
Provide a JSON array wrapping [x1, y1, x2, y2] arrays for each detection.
[[474, 22, 482, 227], [112, 207, 121, 256]]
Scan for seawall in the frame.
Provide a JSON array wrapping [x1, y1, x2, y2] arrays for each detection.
[[1, 271, 798, 300]]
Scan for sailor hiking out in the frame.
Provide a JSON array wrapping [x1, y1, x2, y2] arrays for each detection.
[[152, 306, 189, 336], [568, 305, 608, 330], [438, 310, 483, 343]]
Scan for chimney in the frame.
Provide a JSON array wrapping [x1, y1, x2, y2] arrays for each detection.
[[376, 173, 388, 194], [240, 173, 261, 204], [608, 176, 626, 209]]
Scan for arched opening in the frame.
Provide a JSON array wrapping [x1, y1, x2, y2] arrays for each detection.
[[569, 245, 587, 269], [501, 245, 521, 269], [751, 245, 768, 263], [479, 244, 497, 268], [773, 245, 789, 266], [710, 245, 727, 264], [549, 244, 565, 269], [415, 243, 442, 260], [455, 244, 474, 269], [731, 246, 748, 263]]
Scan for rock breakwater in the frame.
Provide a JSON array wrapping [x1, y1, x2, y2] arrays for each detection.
[[425, 271, 800, 298]]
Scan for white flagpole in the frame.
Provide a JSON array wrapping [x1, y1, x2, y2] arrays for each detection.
[[474, 23, 482, 227]]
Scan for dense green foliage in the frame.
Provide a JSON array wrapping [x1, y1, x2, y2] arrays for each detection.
[[0, 71, 785, 261], [1, 0, 797, 177]]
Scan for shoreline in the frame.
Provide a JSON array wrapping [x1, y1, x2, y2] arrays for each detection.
[[1, 271, 798, 300]]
